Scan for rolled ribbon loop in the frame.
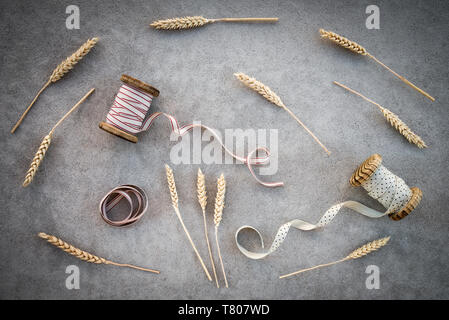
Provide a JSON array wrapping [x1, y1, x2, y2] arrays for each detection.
[[236, 164, 413, 259], [99, 185, 148, 227]]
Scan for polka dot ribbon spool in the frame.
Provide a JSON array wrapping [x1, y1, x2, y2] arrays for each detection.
[[99, 75, 283, 188], [235, 154, 422, 259], [99, 185, 148, 227]]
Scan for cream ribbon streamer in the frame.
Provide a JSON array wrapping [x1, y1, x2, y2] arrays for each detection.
[[235, 165, 412, 259]]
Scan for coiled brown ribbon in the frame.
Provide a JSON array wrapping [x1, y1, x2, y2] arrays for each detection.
[[99, 185, 148, 227]]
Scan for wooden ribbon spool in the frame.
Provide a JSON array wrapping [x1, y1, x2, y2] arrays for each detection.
[[350, 154, 422, 221], [99, 74, 160, 143]]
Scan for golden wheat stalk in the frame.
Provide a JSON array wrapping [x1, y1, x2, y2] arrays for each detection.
[[319, 29, 434, 101], [150, 16, 278, 30], [11, 37, 98, 133], [234, 72, 331, 155], [333, 81, 427, 148], [214, 173, 228, 288], [197, 168, 219, 288], [38, 232, 159, 273], [280, 236, 390, 279], [165, 164, 212, 282], [22, 88, 95, 187]]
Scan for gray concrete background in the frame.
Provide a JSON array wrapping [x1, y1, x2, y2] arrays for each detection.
[[1, 0, 448, 299]]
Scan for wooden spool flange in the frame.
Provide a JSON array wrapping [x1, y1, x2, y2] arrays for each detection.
[[350, 154, 422, 221], [98, 74, 160, 143]]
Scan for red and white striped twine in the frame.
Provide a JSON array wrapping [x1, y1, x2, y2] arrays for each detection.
[[99, 185, 148, 227], [105, 83, 283, 187]]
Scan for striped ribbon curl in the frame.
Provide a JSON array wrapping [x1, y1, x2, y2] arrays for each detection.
[[99, 185, 148, 227], [235, 164, 413, 259], [105, 84, 283, 187]]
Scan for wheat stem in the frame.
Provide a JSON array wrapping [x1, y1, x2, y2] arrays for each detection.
[[333, 81, 382, 109], [173, 205, 212, 282], [234, 72, 331, 155], [197, 168, 219, 288], [367, 54, 435, 102], [204, 210, 219, 287], [281, 105, 331, 155], [280, 236, 390, 279], [215, 226, 228, 288], [334, 81, 427, 148], [38, 232, 160, 274], [165, 165, 212, 281], [105, 262, 159, 273], [280, 258, 348, 278], [11, 80, 51, 133], [50, 88, 95, 133], [217, 17, 278, 23]]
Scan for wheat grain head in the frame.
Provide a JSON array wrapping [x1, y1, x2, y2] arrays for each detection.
[[150, 16, 213, 30], [165, 164, 179, 208], [379, 107, 427, 148], [319, 29, 367, 55], [49, 37, 98, 82], [38, 232, 108, 264], [197, 168, 207, 212], [346, 236, 390, 260], [23, 134, 52, 187], [234, 72, 285, 108], [214, 174, 226, 227]]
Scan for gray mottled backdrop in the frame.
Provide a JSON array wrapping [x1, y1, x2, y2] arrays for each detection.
[[1, 0, 448, 299]]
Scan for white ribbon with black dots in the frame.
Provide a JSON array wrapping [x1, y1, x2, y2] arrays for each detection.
[[235, 164, 412, 259]]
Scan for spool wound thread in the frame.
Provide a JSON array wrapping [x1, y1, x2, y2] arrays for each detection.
[[99, 75, 283, 188], [235, 154, 422, 259]]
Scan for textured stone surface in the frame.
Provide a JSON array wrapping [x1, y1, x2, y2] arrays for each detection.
[[0, 0, 448, 299]]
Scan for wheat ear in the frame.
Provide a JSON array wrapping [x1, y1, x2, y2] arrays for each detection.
[[333, 81, 427, 148], [11, 38, 98, 133], [280, 236, 390, 279], [197, 168, 219, 288], [234, 72, 331, 155], [165, 165, 212, 281], [150, 16, 278, 30], [38, 232, 159, 273], [22, 88, 95, 187], [214, 173, 228, 288], [319, 29, 434, 101]]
